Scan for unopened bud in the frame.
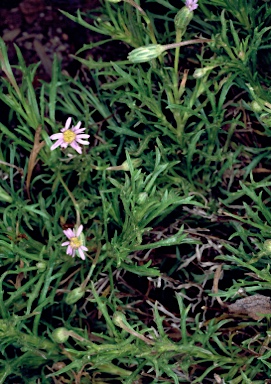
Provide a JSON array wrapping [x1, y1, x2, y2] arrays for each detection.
[[106, 158, 142, 171], [120, 158, 142, 171], [113, 312, 127, 328], [250, 100, 262, 113], [185, 0, 198, 12], [193, 66, 216, 79], [174, 6, 193, 34], [128, 44, 165, 63], [51, 327, 70, 343], [65, 287, 85, 305], [36, 261, 47, 272], [263, 240, 271, 253]]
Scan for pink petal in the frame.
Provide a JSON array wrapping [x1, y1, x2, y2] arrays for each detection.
[[81, 245, 88, 251], [66, 245, 73, 255], [73, 121, 82, 131], [61, 241, 70, 246], [50, 133, 63, 140], [65, 117, 72, 130], [73, 128, 86, 134], [76, 225, 83, 237], [63, 228, 75, 238], [78, 248, 86, 260], [60, 142, 69, 148], [76, 134, 90, 139], [76, 139, 89, 145], [70, 141, 82, 154], [51, 139, 63, 151]]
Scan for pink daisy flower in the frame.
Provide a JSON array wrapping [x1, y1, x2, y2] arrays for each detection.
[[50, 117, 90, 154], [185, 0, 198, 11], [61, 225, 88, 260]]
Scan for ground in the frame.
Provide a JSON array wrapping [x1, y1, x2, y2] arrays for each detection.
[[0, 0, 100, 82]]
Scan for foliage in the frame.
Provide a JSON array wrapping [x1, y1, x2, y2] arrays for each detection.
[[1, 0, 271, 382]]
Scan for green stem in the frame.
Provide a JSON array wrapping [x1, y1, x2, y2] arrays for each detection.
[[58, 174, 81, 227], [174, 29, 182, 75]]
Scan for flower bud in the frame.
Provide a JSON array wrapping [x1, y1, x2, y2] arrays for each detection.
[[120, 158, 142, 171], [36, 261, 47, 272], [65, 287, 85, 305], [263, 240, 271, 253], [185, 0, 198, 11], [51, 327, 70, 343], [128, 44, 165, 63], [250, 100, 262, 113], [174, 6, 193, 34], [193, 66, 216, 79], [113, 311, 127, 328], [106, 158, 142, 171]]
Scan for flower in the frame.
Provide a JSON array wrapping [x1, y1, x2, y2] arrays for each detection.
[[50, 117, 90, 154], [128, 44, 165, 63], [185, 0, 198, 12], [61, 225, 88, 260]]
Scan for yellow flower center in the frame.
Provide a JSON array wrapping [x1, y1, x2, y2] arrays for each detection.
[[63, 130, 76, 143], [70, 237, 82, 249]]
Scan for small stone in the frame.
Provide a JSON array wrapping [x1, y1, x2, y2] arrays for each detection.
[[24, 41, 33, 50], [36, 34, 43, 41], [228, 294, 271, 320], [57, 44, 68, 52], [2, 28, 21, 42], [50, 36, 60, 46]]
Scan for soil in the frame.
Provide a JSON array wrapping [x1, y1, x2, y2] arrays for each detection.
[[0, 0, 100, 81]]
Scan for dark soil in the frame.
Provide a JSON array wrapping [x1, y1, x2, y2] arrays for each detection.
[[0, 0, 100, 81]]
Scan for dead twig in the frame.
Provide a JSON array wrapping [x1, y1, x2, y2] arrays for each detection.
[[26, 125, 45, 200]]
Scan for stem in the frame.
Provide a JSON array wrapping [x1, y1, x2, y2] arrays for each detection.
[[0, 160, 24, 176], [174, 29, 182, 75], [85, 242, 101, 281], [58, 174, 81, 227], [113, 312, 155, 345], [163, 38, 212, 51]]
